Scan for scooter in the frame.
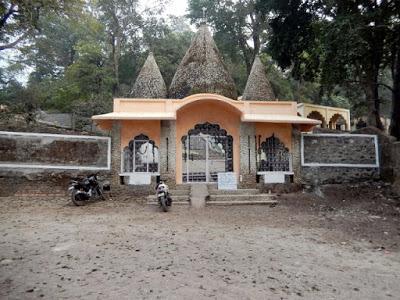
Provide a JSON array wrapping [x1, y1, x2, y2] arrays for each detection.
[[155, 181, 172, 212]]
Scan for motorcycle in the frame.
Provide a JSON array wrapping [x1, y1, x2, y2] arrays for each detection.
[[68, 174, 110, 206], [155, 180, 172, 212]]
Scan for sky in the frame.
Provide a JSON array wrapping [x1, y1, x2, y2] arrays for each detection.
[[142, 0, 188, 17], [164, 0, 188, 16]]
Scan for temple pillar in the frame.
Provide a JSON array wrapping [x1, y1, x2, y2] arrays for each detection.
[[111, 121, 121, 186], [239, 122, 257, 188], [160, 120, 176, 187], [291, 127, 302, 184]]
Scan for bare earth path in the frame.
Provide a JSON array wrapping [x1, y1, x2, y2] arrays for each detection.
[[1, 192, 400, 300]]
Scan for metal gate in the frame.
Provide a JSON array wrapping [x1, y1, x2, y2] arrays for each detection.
[[182, 123, 233, 183], [182, 135, 230, 183]]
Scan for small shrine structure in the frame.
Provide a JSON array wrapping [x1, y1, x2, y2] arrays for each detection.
[[93, 24, 320, 186]]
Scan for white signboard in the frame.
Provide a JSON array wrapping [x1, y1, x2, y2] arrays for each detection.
[[264, 172, 285, 184], [218, 172, 237, 190]]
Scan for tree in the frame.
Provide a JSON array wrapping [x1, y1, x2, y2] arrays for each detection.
[[257, 0, 400, 131], [25, 8, 105, 80], [95, 0, 167, 95], [188, 0, 268, 75], [0, 0, 79, 51], [387, 2, 400, 139]]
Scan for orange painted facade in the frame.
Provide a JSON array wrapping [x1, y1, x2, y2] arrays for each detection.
[[93, 93, 320, 184], [175, 100, 241, 184]]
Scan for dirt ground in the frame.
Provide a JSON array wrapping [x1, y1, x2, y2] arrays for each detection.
[[1, 183, 400, 300]]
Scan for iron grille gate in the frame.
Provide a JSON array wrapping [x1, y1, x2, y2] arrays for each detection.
[[182, 123, 233, 183], [258, 134, 291, 172], [122, 134, 159, 173]]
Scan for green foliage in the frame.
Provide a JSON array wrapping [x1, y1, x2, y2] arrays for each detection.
[[258, 0, 400, 131], [0, 0, 81, 50]]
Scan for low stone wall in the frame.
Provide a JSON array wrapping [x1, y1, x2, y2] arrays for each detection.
[[300, 133, 380, 184], [301, 167, 379, 184], [0, 171, 111, 197]]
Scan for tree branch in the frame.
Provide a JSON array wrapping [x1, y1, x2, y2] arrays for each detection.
[[343, 79, 394, 92], [0, 31, 30, 51], [0, 3, 16, 29]]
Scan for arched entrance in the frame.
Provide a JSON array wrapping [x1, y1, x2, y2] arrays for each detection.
[[307, 111, 327, 128], [329, 113, 347, 130], [258, 134, 291, 172], [181, 122, 233, 183], [122, 134, 159, 173]]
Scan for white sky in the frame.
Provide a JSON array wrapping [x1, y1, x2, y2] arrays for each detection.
[[164, 0, 188, 16], [142, 0, 188, 17]]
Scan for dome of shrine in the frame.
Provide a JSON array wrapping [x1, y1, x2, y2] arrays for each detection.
[[169, 24, 237, 99]]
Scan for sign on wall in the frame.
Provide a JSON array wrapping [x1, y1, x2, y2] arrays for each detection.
[[301, 133, 379, 168], [218, 172, 237, 190]]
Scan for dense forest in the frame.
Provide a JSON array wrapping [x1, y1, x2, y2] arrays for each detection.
[[0, 0, 399, 139]]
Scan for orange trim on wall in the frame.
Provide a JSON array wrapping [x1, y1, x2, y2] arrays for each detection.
[[120, 120, 161, 150], [255, 123, 293, 151]]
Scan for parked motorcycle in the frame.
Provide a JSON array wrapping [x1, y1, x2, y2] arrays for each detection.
[[155, 181, 172, 212], [68, 174, 110, 206]]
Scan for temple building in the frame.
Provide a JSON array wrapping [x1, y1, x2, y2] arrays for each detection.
[[92, 24, 320, 186]]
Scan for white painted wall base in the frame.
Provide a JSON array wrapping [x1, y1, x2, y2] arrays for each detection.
[[263, 172, 286, 184], [125, 173, 152, 185]]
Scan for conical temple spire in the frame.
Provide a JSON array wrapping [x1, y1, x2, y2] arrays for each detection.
[[132, 52, 167, 98], [169, 24, 237, 99], [242, 56, 275, 101]]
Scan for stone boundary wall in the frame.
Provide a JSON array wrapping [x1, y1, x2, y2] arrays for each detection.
[[300, 133, 380, 184], [0, 131, 112, 197], [392, 142, 400, 192], [0, 131, 111, 171]]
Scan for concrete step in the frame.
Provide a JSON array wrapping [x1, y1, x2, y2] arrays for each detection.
[[207, 200, 278, 206], [146, 195, 190, 201], [147, 201, 190, 206], [208, 194, 276, 202], [168, 189, 190, 196], [208, 189, 260, 195], [174, 184, 191, 191]]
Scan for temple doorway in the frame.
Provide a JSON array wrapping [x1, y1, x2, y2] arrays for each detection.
[[181, 123, 233, 183]]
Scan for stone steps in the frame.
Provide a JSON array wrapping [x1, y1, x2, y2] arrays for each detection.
[[168, 189, 190, 196], [174, 184, 191, 191], [146, 195, 190, 202], [208, 193, 276, 202], [207, 188, 260, 195], [147, 201, 190, 206], [207, 200, 278, 206]]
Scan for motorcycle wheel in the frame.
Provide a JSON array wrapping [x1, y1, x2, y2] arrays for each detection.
[[71, 190, 86, 206], [95, 186, 106, 201], [160, 196, 169, 212]]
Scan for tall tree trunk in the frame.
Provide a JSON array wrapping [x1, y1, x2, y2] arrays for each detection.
[[113, 34, 121, 94], [110, 33, 120, 96], [364, 78, 384, 130], [390, 47, 400, 140], [238, 34, 252, 75]]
